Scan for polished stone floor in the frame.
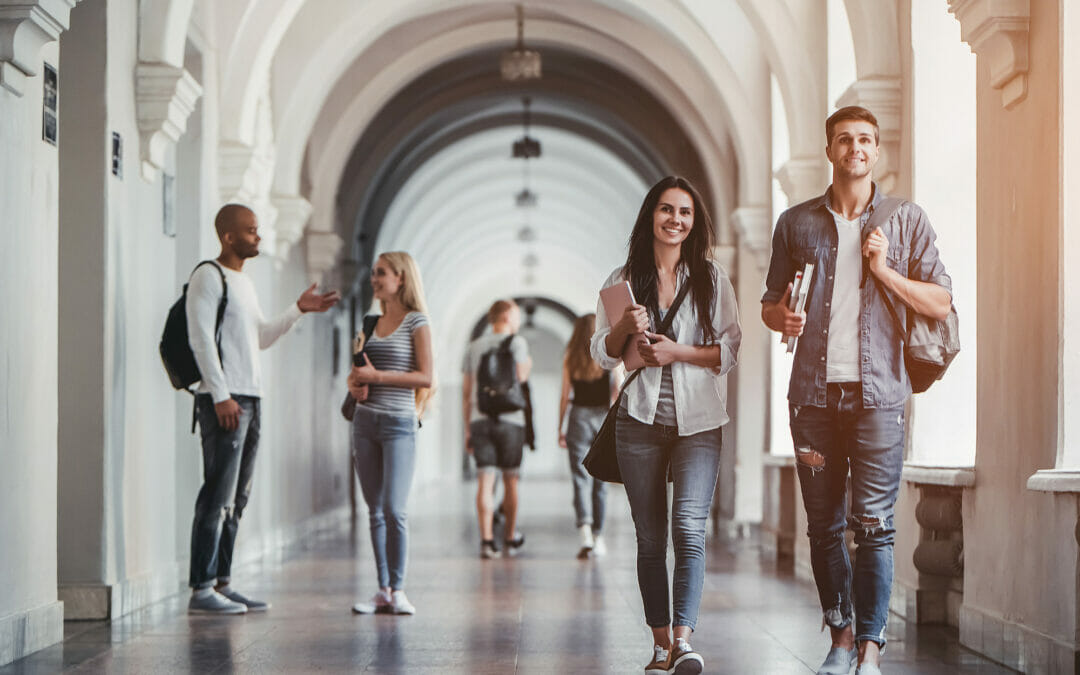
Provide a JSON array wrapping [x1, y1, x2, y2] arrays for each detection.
[[5, 477, 1013, 674]]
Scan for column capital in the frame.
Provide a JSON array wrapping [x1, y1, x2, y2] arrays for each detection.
[[135, 62, 201, 181], [270, 193, 311, 263], [0, 0, 78, 95], [948, 0, 1029, 109], [730, 206, 772, 272], [774, 157, 826, 205], [306, 230, 342, 284]]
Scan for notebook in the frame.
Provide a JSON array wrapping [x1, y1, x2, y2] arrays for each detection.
[[599, 280, 648, 371]]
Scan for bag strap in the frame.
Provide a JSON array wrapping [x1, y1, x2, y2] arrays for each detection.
[[864, 198, 909, 343], [613, 278, 693, 396], [361, 314, 379, 342]]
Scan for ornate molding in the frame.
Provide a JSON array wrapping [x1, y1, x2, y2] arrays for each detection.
[[218, 140, 257, 203], [135, 62, 201, 181], [948, 0, 1029, 109], [730, 206, 772, 272], [0, 0, 78, 95], [306, 230, 342, 283], [774, 157, 826, 205], [837, 77, 902, 194], [270, 193, 311, 263]]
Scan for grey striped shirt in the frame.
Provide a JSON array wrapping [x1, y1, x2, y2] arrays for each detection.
[[359, 312, 429, 417]]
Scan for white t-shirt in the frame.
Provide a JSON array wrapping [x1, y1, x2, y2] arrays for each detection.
[[185, 262, 302, 403], [826, 209, 862, 382]]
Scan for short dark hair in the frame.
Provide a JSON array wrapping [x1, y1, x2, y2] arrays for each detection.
[[214, 203, 254, 239], [826, 106, 879, 146]]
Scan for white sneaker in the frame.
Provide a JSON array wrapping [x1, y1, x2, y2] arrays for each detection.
[[578, 524, 595, 549], [351, 589, 392, 614], [592, 534, 607, 556], [390, 590, 415, 615]]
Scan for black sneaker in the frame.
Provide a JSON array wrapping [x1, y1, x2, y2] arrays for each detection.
[[504, 532, 525, 557], [480, 540, 502, 559]]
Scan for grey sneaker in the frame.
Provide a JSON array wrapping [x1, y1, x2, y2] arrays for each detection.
[[351, 589, 392, 614], [188, 590, 247, 615], [669, 637, 703, 674], [217, 588, 269, 612], [855, 664, 882, 675], [644, 645, 668, 673], [390, 590, 415, 615], [817, 646, 858, 675]]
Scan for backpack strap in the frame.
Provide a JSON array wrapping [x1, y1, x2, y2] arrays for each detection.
[[188, 260, 228, 432], [863, 197, 910, 342]]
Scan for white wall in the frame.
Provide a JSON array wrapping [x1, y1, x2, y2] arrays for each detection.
[[0, 35, 64, 662], [906, 0, 976, 466]]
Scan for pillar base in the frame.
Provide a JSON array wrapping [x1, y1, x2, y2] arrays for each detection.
[[0, 601, 63, 667]]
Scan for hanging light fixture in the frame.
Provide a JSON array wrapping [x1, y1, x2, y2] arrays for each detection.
[[500, 4, 541, 82], [512, 96, 541, 159]]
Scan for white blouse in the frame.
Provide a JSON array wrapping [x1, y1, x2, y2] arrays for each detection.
[[590, 260, 741, 436]]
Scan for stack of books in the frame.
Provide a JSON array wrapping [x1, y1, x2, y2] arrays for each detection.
[[783, 262, 814, 353]]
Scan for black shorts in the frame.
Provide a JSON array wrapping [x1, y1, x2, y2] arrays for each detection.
[[470, 419, 525, 471]]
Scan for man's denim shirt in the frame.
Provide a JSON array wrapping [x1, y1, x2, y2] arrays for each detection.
[[761, 184, 952, 409]]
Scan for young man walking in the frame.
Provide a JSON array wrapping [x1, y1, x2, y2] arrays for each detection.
[[462, 299, 532, 559], [761, 107, 952, 674], [186, 203, 339, 613]]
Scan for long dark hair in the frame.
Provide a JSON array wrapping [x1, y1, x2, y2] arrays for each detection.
[[624, 176, 718, 344]]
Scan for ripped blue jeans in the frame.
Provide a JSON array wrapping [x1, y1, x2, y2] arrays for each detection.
[[790, 382, 905, 648]]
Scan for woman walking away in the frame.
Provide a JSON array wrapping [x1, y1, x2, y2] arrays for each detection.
[[591, 176, 741, 674], [557, 313, 619, 559], [347, 251, 434, 616]]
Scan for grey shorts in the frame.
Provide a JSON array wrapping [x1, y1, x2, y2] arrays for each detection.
[[470, 419, 525, 471]]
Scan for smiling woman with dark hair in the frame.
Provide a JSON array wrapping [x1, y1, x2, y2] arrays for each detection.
[[591, 176, 741, 674]]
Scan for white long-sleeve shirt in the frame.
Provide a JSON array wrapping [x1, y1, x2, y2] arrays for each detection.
[[185, 263, 302, 403], [590, 261, 741, 436]]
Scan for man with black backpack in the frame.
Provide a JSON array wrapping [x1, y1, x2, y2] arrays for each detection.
[[184, 204, 339, 614], [462, 299, 532, 559], [761, 107, 953, 675]]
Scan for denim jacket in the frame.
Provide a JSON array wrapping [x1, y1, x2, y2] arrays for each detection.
[[591, 260, 741, 436], [761, 184, 952, 409]]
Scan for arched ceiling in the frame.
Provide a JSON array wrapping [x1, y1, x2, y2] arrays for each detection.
[[333, 46, 716, 282]]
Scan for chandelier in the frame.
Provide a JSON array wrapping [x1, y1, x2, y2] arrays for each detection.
[[500, 5, 542, 82]]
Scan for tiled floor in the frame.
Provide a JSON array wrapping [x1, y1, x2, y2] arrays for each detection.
[[4, 478, 1014, 674]]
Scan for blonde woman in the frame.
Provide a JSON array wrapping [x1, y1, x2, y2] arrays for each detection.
[[347, 252, 433, 616], [557, 313, 619, 558]]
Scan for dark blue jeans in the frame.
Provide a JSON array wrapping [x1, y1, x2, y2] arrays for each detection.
[[353, 405, 418, 590], [189, 394, 261, 589], [790, 382, 905, 647], [615, 408, 722, 630]]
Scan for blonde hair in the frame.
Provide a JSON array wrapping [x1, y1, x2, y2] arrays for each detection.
[[375, 251, 434, 415], [377, 251, 429, 315], [564, 313, 604, 381]]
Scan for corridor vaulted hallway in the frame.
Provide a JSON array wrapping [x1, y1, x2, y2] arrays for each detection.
[[0, 479, 1011, 674]]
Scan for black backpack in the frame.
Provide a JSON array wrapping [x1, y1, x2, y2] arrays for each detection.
[[160, 260, 228, 391], [476, 335, 526, 418]]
